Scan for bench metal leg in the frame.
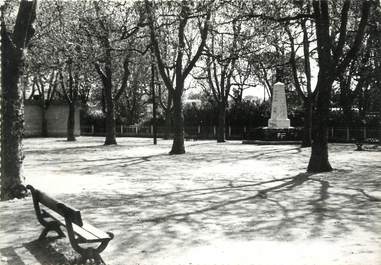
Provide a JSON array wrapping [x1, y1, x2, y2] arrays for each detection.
[[94, 254, 105, 265], [77, 248, 106, 265], [72, 241, 110, 264], [38, 221, 65, 240], [69, 233, 113, 264], [65, 217, 114, 264]]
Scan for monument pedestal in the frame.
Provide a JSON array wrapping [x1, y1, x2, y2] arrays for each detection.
[[268, 118, 290, 128], [267, 82, 290, 129], [243, 82, 302, 144]]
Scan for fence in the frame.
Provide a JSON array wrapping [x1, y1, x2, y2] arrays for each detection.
[[328, 127, 379, 142], [81, 125, 380, 143]]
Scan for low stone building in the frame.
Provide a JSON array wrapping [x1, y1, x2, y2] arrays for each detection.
[[24, 101, 80, 137]]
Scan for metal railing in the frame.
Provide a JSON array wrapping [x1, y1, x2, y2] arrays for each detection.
[[81, 125, 381, 143]]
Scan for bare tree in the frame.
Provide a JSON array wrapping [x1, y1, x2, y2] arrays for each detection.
[[82, 1, 144, 145], [336, 43, 372, 129], [200, 17, 241, 142], [307, 0, 371, 172], [146, 0, 212, 154], [285, 3, 316, 147], [34, 70, 59, 137], [157, 82, 173, 139], [229, 59, 255, 103]]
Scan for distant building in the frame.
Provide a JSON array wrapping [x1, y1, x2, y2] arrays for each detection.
[[24, 100, 80, 137]]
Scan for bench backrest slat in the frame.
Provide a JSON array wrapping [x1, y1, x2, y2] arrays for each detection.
[[37, 190, 83, 227]]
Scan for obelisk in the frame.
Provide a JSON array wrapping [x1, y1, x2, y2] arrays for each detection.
[[268, 82, 290, 128]]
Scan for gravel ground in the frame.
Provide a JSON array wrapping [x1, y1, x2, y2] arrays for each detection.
[[0, 137, 380, 265]]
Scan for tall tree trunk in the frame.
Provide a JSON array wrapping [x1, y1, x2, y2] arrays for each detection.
[[301, 98, 312, 147], [339, 76, 355, 129], [308, 0, 334, 173], [1, 37, 25, 200], [41, 104, 48, 137], [375, 1, 381, 143], [307, 77, 333, 172], [164, 110, 172, 140], [217, 102, 226, 143], [358, 89, 367, 121], [379, 91, 381, 143], [308, 0, 369, 171], [1, 0, 36, 200], [104, 81, 116, 145], [342, 104, 353, 129], [103, 49, 116, 145], [67, 101, 76, 141], [170, 90, 185, 154]]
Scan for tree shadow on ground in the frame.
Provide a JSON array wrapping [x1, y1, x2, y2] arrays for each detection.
[[0, 246, 25, 265], [2, 169, 380, 264], [23, 137, 304, 177], [0, 237, 110, 265], [62, 165, 380, 257], [13, 140, 381, 263], [23, 238, 71, 265], [0, 238, 71, 265], [31, 145, 302, 177], [141, 173, 312, 223], [24, 238, 109, 265]]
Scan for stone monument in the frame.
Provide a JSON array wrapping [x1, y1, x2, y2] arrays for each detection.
[[268, 82, 290, 128], [242, 80, 302, 144]]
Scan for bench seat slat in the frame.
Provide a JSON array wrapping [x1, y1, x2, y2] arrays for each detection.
[[72, 223, 102, 242], [81, 222, 112, 240]]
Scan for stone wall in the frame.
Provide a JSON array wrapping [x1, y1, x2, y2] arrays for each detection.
[[24, 102, 80, 137]]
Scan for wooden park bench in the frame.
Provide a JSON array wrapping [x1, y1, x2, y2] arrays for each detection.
[[26, 185, 114, 264]]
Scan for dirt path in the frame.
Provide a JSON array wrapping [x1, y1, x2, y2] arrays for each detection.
[[1, 137, 380, 265]]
